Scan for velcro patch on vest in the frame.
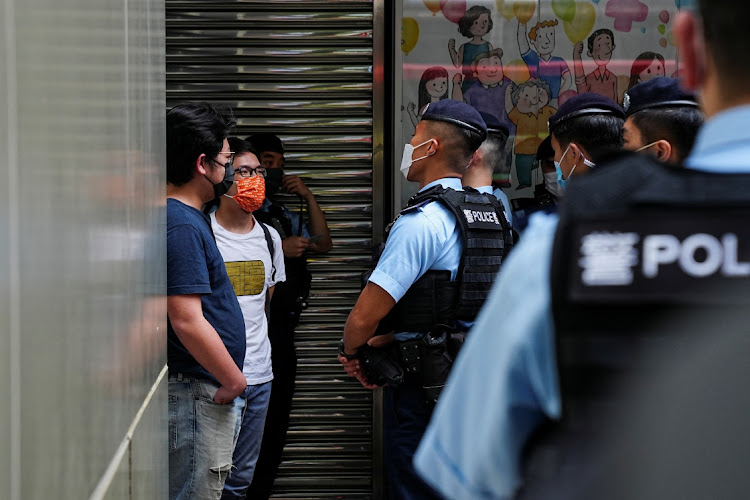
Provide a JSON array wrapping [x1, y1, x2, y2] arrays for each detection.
[[460, 203, 503, 230], [566, 213, 750, 305]]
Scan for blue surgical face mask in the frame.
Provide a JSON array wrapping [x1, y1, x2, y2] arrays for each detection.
[[554, 144, 572, 190]]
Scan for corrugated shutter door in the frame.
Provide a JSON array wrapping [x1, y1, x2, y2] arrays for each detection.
[[165, 1, 378, 497]]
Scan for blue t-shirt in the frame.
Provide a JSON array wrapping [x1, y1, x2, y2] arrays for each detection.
[[521, 50, 570, 99], [167, 198, 246, 381]]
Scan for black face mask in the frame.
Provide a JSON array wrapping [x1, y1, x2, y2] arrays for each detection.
[[265, 168, 283, 194], [206, 160, 235, 198]]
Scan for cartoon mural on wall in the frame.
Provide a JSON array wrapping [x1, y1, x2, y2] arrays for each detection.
[[401, 0, 681, 202], [449, 6, 496, 93], [407, 66, 450, 128]]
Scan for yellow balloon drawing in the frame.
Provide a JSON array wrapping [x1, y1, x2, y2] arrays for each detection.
[[495, 0, 515, 21], [506, 59, 531, 85], [564, 2, 596, 44], [402, 17, 419, 55], [513, 1, 536, 24], [423, 0, 441, 16]]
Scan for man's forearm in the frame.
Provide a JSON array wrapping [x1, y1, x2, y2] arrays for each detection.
[[304, 194, 333, 253], [172, 316, 246, 394]]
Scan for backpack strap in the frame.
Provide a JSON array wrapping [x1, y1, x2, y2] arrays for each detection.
[[258, 221, 277, 282]]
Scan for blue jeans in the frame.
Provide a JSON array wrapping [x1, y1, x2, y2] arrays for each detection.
[[169, 374, 245, 500], [222, 382, 273, 499]]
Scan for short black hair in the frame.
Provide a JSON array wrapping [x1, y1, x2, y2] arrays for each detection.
[[552, 114, 624, 159], [587, 28, 615, 54], [167, 102, 235, 186], [245, 133, 284, 155], [630, 107, 704, 163], [424, 121, 486, 172], [457, 5, 493, 38], [699, 0, 750, 85], [479, 133, 509, 174], [227, 137, 259, 159]]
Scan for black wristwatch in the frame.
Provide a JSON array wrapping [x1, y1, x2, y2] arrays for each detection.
[[338, 338, 359, 360]]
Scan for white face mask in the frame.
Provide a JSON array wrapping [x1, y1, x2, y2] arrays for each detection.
[[400, 139, 434, 180], [543, 171, 565, 198]]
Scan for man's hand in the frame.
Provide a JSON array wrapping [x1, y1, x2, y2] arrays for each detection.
[[214, 384, 243, 404], [338, 354, 380, 390], [574, 41, 584, 56], [282, 174, 313, 199], [282, 235, 309, 257]]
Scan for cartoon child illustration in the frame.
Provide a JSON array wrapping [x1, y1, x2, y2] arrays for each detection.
[[505, 79, 556, 189], [452, 48, 516, 138], [449, 5, 494, 93], [517, 19, 573, 105], [407, 66, 450, 128], [574, 28, 618, 102], [627, 51, 666, 90]]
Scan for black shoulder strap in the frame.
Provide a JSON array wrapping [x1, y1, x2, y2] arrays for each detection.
[[258, 222, 277, 282]]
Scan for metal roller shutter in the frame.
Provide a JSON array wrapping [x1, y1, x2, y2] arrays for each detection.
[[166, 1, 386, 498]]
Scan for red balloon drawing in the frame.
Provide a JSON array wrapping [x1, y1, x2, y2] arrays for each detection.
[[440, 0, 467, 25]]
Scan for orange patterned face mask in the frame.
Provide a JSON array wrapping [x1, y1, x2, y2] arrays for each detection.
[[232, 175, 265, 213]]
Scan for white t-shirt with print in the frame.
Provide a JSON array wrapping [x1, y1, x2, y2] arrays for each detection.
[[211, 212, 286, 385]]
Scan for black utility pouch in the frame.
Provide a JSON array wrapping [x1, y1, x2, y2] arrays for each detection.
[[360, 344, 404, 387], [399, 341, 422, 374], [419, 330, 455, 404]]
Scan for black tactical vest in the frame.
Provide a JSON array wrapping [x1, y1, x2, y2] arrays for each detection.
[[384, 185, 513, 332], [518, 153, 750, 498]]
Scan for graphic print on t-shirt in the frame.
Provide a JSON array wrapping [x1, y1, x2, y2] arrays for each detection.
[[225, 260, 266, 296]]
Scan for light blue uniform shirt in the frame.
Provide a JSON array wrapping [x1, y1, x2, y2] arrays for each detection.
[[369, 178, 463, 305], [414, 106, 750, 499]]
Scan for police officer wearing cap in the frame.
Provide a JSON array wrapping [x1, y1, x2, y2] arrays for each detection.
[[338, 99, 513, 499], [622, 76, 704, 164], [464, 111, 514, 227], [413, 93, 626, 499]]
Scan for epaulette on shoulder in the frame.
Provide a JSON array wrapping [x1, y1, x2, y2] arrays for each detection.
[[400, 199, 431, 215]]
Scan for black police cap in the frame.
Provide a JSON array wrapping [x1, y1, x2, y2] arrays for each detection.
[[548, 92, 625, 133], [245, 132, 284, 154], [421, 100, 488, 140], [479, 111, 510, 138], [623, 76, 699, 117]]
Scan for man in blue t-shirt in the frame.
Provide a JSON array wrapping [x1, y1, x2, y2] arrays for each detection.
[[166, 102, 248, 500]]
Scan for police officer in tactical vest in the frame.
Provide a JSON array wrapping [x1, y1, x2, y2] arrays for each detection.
[[338, 99, 513, 499], [414, 1, 750, 497]]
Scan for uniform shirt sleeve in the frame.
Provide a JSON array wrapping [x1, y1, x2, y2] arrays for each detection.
[[167, 224, 212, 296], [284, 204, 312, 239], [368, 205, 451, 302], [414, 212, 562, 499], [269, 225, 286, 286]]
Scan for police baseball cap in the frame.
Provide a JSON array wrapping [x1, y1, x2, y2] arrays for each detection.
[[421, 100, 488, 140], [548, 92, 625, 133], [245, 132, 284, 154], [623, 77, 699, 117], [479, 111, 510, 138]]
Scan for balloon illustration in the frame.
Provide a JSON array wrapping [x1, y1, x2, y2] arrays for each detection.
[[402, 17, 419, 55], [564, 2, 597, 44], [506, 59, 531, 85], [423, 0, 441, 15], [440, 0, 467, 24], [513, 0, 536, 24], [552, 0, 576, 22], [495, 0, 516, 21]]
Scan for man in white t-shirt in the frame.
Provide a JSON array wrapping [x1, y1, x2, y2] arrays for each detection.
[[211, 137, 286, 499]]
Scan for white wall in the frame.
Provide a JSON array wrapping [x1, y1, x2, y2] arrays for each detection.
[[0, 0, 167, 498]]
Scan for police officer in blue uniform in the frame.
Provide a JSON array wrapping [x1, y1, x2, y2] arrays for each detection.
[[338, 100, 513, 499], [622, 76, 703, 164], [415, 1, 750, 497]]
